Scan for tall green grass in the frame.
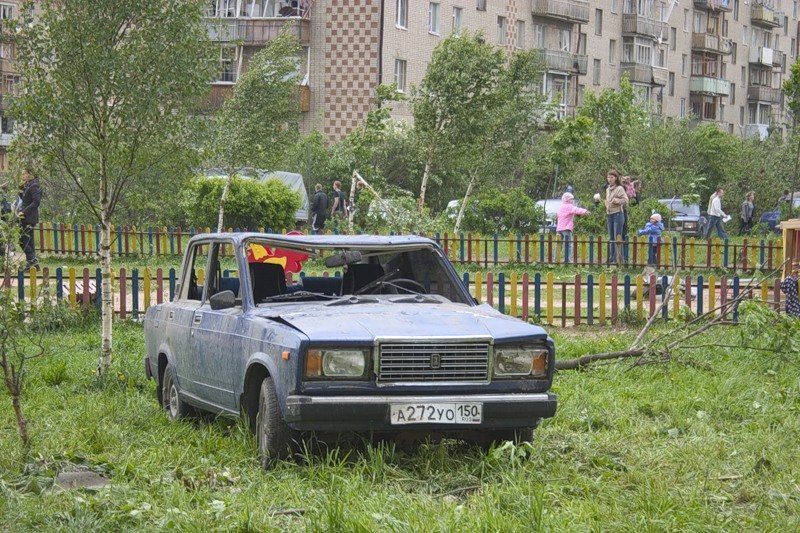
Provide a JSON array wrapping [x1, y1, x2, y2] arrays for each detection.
[[0, 322, 797, 531]]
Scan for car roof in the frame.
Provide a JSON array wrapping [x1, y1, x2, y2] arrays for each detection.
[[187, 232, 438, 248]]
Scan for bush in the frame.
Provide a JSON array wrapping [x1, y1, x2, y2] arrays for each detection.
[[181, 175, 300, 231], [460, 188, 545, 235]]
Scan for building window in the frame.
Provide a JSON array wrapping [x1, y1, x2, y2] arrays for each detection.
[[669, 72, 675, 96], [452, 7, 463, 35], [734, 0, 739, 21], [0, 43, 13, 60], [743, 25, 748, 45], [0, 3, 14, 19], [795, 1, 798, 19], [578, 84, 586, 106], [476, 0, 486, 11], [683, 9, 688, 32], [578, 32, 587, 54], [209, 0, 236, 18], [681, 54, 687, 76], [428, 3, 440, 34], [516, 20, 525, 49], [609, 40, 617, 64], [595, 9, 603, 36], [792, 38, 796, 57], [611, 0, 618, 14], [396, 0, 408, 28], [741, 66, 746, 85], [216, 47, 236, 83], [593, 59, 601, 85], [722, 19, 728, 38], [394, 59, 407, 92], [558, 28, 571, 52], [732, 42, 737, 63], [497, 16, 507, 45], [680, 98, 686, 117], [730, 83, 735, 105], [670, 27, 676, 51], [533, 24, 546, 48], [740, 106, 745, 126]]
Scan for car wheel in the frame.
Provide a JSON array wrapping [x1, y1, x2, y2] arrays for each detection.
[[256, 376, 297, 468], [162, 363, 191, 421]]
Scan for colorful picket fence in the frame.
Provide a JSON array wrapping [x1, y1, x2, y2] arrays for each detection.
[[5, 267, 783, 325], [29, 223, 782, 272]]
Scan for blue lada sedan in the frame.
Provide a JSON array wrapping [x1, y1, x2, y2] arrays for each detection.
[[144, 233, 557, 467]]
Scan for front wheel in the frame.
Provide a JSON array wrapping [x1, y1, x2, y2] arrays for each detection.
[[162, 363, 191, 421], [256, 376, 297, 468]]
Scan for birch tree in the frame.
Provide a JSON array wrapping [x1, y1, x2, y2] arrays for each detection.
[[207, 29, 301, 230], [10, 0, 214, 374]]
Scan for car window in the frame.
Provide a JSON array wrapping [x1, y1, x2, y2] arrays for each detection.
[[181, 243, 209, 301]]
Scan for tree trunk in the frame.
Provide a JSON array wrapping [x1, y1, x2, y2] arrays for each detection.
[[418, 158, 432, 213], [453, 172, 476, 235], [217, 174, 233, 232], [3, 358, 29, 446], [98, 214, 113, 374]]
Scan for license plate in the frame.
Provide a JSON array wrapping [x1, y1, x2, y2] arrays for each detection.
[[389, 403, 482, 425]]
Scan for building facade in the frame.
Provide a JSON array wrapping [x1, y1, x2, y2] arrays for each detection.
[[0, 1, 20, 172]]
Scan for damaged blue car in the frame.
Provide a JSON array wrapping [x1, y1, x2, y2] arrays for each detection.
[[144, 233, 557, 466]]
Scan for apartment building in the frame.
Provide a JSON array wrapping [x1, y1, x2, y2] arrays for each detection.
[[0, 1, 19, 172]]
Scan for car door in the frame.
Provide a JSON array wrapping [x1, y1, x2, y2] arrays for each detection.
[[188, 240, 244, 412], [164, 241, 210, 399]]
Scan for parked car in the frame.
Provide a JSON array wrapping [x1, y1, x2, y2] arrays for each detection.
[[144, 233, 557, 466], [656, 198, 707, 237], [760, 197, 800, 233]]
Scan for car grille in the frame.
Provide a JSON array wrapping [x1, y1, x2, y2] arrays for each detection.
[[377, 343, 490, 383]]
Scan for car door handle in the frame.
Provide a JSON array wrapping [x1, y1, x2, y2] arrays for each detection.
[[193, 314, 202, 324]]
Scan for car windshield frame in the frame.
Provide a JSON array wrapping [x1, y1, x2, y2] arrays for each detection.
[[658, 199, 700, 217]]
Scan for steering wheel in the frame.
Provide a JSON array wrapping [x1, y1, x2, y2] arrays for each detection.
[[387, 278, 427, 294]]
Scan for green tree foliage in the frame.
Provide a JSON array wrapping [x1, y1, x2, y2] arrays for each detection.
[[181, 175, 299, 231], [10, 0, 214, 373], [459, 187, 544, 235]]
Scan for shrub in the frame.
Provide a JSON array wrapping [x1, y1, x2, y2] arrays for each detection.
[[460, 187, 545, 235], [181, 175, 300, 231]]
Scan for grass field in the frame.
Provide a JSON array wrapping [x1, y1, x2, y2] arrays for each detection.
[[1, 322, 798, 531]]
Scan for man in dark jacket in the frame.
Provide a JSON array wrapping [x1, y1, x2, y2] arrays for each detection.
[[310, 183, 328, 234], [18, 168, 41, 269], [0, 182, 11, 257]]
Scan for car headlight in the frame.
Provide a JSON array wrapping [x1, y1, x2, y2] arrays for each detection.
[[494, 346, 549, 378], [684, 222, 696, 229], [305, 349, 367, 378]]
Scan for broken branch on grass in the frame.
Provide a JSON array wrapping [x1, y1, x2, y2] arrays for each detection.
[[555, 349, 645, 370]]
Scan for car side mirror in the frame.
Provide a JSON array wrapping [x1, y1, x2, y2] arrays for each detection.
[[210, 290, 236, 310]]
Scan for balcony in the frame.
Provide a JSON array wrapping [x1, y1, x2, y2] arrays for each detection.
[[773, 49, 785, 67], [689, 75, 730, 96], [535, 48, 587, 74], [693, 0, 732, 11], [204, 17, 310, 46], [691, 33, 732, 55], [0, 132, 13, 146], [620, 63, 668, 86], [530, 0, 590, 23], [748, 85, 782, 103], [745, 124, 770, 140], [237, 18, 310, 46], [749, 46, 777, 66], [622, 14, 668, 40], [751, 4, 782, 28]]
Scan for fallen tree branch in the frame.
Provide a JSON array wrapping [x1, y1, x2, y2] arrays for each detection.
[[629, 267, 681, 351], [556, 349, 645, 370]]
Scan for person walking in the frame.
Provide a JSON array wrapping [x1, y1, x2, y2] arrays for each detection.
[[310, 183, 328, 234], [18, 168, 41, 269], [605, 170, 629, 265], [704, 186, 728, 240], [330, 180, 347, 218], [637, 212, 664, 265], [555, 192, 589, 264], [739, 191, 755, 235]]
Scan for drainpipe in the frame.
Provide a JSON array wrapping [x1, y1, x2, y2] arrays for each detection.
[[378, 0, 384, 86]]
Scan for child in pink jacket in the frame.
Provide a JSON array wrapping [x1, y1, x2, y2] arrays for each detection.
[[556, 192, 589, 263]]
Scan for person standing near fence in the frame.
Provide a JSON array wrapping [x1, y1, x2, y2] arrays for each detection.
[[605, 170, 628, 265], [637, 212, 664, 265], [739, 191, 755, 235], [18, 168, 41, 269], [310, 183, 328, 234], [704, 186, 728, 241], [555, 192, 588, 264]]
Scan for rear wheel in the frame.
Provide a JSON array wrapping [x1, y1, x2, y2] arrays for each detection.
[[256, 377, 297, 468], [162, 364, 191, 421]]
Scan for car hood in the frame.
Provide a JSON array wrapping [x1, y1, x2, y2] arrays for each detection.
[[254, 301, 548, 343]]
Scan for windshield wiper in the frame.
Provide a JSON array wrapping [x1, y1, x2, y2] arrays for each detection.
[[353, 268, 400, 295], [325, 295, 380, 306], [259, 291, 339, 303]]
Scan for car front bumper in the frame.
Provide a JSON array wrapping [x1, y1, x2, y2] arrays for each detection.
[[283, 393, 557, 431]]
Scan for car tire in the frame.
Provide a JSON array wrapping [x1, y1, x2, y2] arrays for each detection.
[[256, 376, 297, 468], [162, 363, 191, 421]]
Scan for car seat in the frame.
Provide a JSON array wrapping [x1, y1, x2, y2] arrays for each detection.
[[250, 262, 287, 303], [341, 263, 385, 294]]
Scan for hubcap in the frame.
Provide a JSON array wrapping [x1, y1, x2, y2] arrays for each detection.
[[169, 384, 179, 417]]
